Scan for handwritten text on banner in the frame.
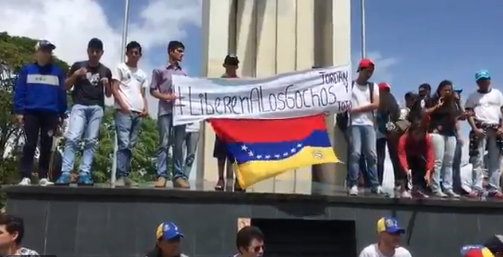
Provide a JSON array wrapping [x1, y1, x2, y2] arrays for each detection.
[[172, 65, 352, 125]]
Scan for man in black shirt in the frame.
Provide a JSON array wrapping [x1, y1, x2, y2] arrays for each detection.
[[55, 38, 112, 186]]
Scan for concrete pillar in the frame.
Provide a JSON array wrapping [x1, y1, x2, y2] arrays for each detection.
[[200, 0, 351, 192]]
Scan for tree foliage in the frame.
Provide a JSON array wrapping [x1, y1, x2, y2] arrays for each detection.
[[0, 32, 161, 203]]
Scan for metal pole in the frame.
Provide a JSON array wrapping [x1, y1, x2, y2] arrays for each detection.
[[111, 0, 130, 188], [360, 0, 366, 59]]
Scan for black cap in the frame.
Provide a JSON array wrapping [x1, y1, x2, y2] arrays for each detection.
[[35, 40, 56, 51], [224, 54, 239, 66], [88, 38, 103, 50], [484, 235, 503, 254]]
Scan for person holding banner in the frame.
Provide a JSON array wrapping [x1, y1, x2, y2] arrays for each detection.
[[150, 41, 190, 188], [214, 54, 242, 191]]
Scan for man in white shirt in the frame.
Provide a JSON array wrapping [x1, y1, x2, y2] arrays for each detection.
[[358, 217, 412, 257], [347, 59, 382, 196], [183, 122, 200, 177], [111, 41, 149, 187], [465, 70, 503, 199]]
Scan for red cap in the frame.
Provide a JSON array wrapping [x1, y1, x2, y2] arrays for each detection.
[[357, 58, 374, 71], [378, 82, 390, 90]]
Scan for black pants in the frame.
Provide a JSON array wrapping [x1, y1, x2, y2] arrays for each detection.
[[20, 111, 59, 179], [376, 135, 404, 186], [407, 156, 427, 190]]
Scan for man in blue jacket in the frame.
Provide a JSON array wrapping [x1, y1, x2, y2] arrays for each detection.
[[13, 39, 67, 186]]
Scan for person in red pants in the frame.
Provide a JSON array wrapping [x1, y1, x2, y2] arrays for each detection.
[[398, 117, 435, 198]]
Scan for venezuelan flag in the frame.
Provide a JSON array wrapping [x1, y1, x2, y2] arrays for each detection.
[[210, 114, 339, 188]]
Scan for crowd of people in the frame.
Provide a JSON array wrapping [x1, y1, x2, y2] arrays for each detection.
[[12, 38, 246, 191], [347, 58, 503, 200], [2, 212, 502, 257], [11, 37, 503, 201]]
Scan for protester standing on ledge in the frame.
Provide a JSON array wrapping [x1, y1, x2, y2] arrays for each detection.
[[358, 217, 412, 257], [150, 41, 189, 189], [214, 54, 243, 192], [14, 40, 67, 186], [0, 214, 39, 256], [424, 80, 461, 198], [56, 38, 112, 186], [418, 83, 431, 108], [465, 70, 503, 199], [375, 82, 402, 195], [144, 221, 188, 257], [233, 226, 265, 257], [347, 59, 382, 196], [111, 41, 149, 187]]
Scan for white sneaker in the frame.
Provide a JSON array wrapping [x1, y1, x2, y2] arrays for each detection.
[[401, 190, 412, 199], [18, 178, 31, 186], [433, 191, 448, 198], [348, 185, 359, 196], [445, 190, 460, 198], [39, 178, 54, 187]]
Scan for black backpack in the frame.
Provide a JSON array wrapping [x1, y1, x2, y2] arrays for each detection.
[[336, 81, 374, 133]]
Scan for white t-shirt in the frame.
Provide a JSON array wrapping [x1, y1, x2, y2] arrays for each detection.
[[359, 244, 412, 257], [112, 62, 148, 112], [465, 89, 503, 125], [186, 122, 201, 133], [351, 82, 379, 126]]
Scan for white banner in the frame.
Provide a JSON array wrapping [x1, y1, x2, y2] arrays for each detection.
[[172, 65, 352, 125]]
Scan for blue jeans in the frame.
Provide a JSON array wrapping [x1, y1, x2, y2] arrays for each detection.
[[184, 132, 200, 177], [347, 125, 380, 188], [115, 111, 143, 178], [430, 133, 457, 192], [61, 104, 104, 175], [157, 114, 187, 180], [471, 130, 502, 193]]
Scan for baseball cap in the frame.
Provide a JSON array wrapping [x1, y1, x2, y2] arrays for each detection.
[[484, 235, 503, 254], [224, 54, 239, 66], [453, 86, 463, 93], [357, 58, 374, 72], [475, 70, 491, 81], [378, 82, 390, 90], [461, 245, 494, 257], [376, 217, 405, 234], [156, 221, 184, 241], [88, 38, 104, 50], [35, 40, 56, 51]]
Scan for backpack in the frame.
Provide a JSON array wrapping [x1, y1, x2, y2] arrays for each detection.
[[336, 81, 374, 133]]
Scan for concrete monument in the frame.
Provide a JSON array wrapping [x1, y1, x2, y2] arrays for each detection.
[[197, 0, 351, 193]]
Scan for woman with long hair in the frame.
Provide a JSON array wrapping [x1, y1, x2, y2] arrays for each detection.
[[424, 80, 462, 198], [398, 105, 434, 198]]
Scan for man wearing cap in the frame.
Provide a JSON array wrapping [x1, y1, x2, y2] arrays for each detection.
[[214, 54, 242, 191], [14, 39, 67, 186], [465, 70, 503, 199], [55, 38, 112, 186], [347, 59, 383, 196], [150, 40, 190, 188], [145, 221, 188, 257], [359, 217, 412, 257], [483, 235, 503, 257]]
